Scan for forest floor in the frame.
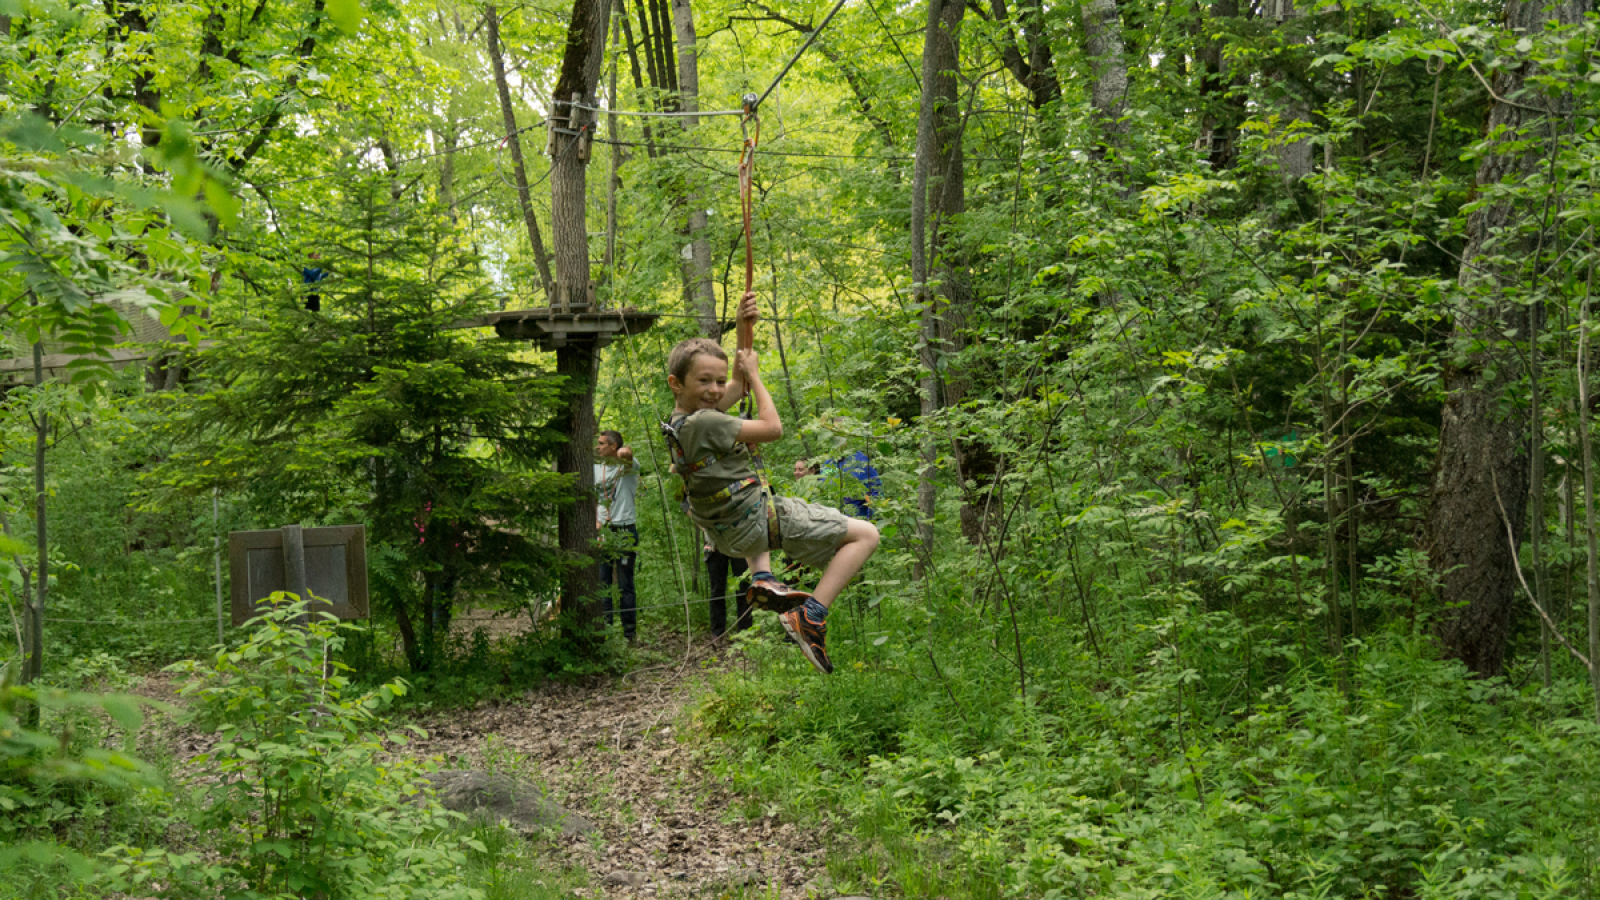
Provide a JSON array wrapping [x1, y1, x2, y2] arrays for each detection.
[[136, 615, 842, 900]]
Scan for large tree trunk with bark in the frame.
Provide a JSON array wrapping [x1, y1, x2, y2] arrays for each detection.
[[1080, 0, 1128, 156], [1265, 0, 1314, 184], [985, 0, 1060, 115], [912, 0, 968, 568], [549, 0, 614, 628], [1431, 0, 1587, 677], [670, 0, 717, 337], [1195, 0, 1247, 169]]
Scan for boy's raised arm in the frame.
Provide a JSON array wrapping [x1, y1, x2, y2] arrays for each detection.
[[734, 348, 782, 444]]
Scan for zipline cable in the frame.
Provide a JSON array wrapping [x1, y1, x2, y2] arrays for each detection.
[[751, 0, 852, 113], [571, 104, 749, 119], [46, 617, 216, 626], [574, 0, 851, 123]]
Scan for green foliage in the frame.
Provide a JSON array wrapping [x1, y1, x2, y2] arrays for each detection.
[[0, 658, 159, 895], [457, 818, 591, 900], [702, 611, 1600, 899], [0, 659, 153, 822], [112, 596, 481, 900], [0, 110, 210, 365], [153, 173, 570, 671]]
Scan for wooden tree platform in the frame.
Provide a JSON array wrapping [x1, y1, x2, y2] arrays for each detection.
[[456, 307, 661, 350]]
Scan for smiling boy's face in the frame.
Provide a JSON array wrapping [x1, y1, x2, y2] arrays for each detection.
[[670, 353, 729, 411]]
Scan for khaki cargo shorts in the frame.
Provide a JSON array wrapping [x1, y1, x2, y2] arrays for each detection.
[[706, 494, 849, 570]]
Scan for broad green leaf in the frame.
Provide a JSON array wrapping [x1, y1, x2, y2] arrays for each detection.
[[327, 0, 363, 35]]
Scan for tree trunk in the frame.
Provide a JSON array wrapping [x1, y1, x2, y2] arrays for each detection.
[[1080, 0, 1129, 156], [670, 0, 717, 336], [617, 3, 660, 157], [22, 339, 47, 716], [438, 124, 459, 219], [1195, 0, 1246, 169], [557, 345, 601, 622], [985, 0, 1060, 115], [487, 4, 557, 302], [605, 11, 621, 280], [549, 0, 613, 626], [912, 0, 964, 572], [1266, 0, 1313, 184], [917, 0, 991, 545], [1431, 0, 1587, 677], [1579, 277, 1600, 722]]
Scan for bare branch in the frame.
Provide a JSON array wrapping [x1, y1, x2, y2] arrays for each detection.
[[1493, 470, 1591, 671]]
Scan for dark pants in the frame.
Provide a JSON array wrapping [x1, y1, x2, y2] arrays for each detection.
[[707, 549, 752, 636], [599, 524, 639, 639]]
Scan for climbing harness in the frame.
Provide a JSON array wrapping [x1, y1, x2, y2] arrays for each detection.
[[660, 411, 783, 549]]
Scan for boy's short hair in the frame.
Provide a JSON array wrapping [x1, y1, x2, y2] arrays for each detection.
[[600, 429, 623, 446], [667, 338, 727, 382]]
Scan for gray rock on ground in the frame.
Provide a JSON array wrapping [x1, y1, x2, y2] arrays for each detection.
[[601, 870, 651, 887], [422, 769, 597, 836]]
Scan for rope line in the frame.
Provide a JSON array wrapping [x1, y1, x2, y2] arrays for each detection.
[[753, 0, 852, 112], [616, 271, 695, 654], [46, 617, 216, 626], [573, 0, 850, 124], [572, 104, 747, 120]]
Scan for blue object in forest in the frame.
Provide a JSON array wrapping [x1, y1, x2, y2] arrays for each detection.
[[833, 450, 881, 519], [301, 266, 329, 312]]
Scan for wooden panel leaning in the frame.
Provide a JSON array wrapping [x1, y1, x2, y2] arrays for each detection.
[[228, 525, 369, 627]]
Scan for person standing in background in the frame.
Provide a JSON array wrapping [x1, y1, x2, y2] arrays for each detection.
[[596, 430, 640, 643]]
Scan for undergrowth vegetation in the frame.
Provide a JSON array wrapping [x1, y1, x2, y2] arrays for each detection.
[[0, 600, 578, 900], [699, 588, 1600, 899], [6, 0, 1600, 893]]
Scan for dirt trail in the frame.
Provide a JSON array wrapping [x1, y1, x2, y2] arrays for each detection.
[[133, 611, 841, 897], [405, 639, 835, 898]]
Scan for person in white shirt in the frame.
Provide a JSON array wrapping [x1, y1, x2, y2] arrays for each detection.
[[595, 430, 641, 642]]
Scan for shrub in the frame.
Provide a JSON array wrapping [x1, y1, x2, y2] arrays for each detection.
[[0, 659, 157, 896], [105, 595, 482, 900]]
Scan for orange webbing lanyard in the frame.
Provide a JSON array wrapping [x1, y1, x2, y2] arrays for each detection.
[[733, 95, 779, 547], [737, 93, 760, 355]]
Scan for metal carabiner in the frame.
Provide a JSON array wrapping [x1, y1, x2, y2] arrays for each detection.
[[738, 92, 760, 166]]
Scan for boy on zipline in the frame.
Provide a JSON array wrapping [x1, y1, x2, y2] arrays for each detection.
[[663, 293, 879, 674]]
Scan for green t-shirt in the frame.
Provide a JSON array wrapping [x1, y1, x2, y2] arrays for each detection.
[[672, 409, 763, 531]]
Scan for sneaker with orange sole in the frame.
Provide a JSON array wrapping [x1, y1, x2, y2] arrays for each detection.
[[746, 579, 812, 613], [779, 605, 833, 674]]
